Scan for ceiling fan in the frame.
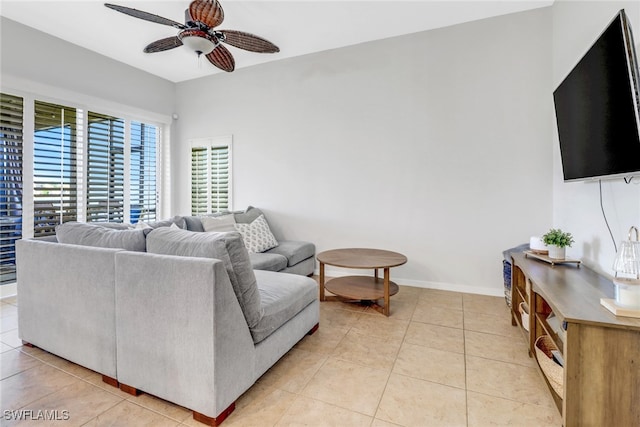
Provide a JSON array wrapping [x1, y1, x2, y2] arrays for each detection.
[[104, 0, 279, 72]]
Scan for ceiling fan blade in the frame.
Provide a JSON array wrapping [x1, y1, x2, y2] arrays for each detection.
[[105, 4, 185, 29], [189, 0, 224, 28], [220, 30, 279, 53], [144, 37, 183, 53], [206, 44, 235, 72]]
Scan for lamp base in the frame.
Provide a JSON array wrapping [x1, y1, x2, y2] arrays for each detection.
[[600, 298, 640, 318]]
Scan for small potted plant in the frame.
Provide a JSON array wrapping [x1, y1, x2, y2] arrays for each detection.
[[542, 228, 574, 260]]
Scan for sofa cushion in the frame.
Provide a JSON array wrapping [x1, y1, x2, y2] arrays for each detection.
[[56, 222, 146, 252], [250, 270, 318, 343], [183, 215, 205, 232], [98, 222, 133, 230], [249, 252, 288, 272], [234, 206, 263, 224], [265, 241, 315, 267], [146, 227, 263, 328], [201, 214, 236, 232], [234, 214, 278, 253]]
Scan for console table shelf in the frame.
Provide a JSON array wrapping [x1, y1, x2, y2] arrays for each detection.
[[510, 252, 640, 427]]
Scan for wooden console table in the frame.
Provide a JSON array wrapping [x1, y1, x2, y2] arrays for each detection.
[[510, 252, 640, 426], [317, 248, 407, 316]]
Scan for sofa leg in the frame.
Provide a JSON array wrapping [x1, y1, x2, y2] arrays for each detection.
[[22, 340, 35, 348], [193, 402, 235, 426], [102, 375, 119, 388], [307, 323, 319, 335], [119, 383, 142, 396]]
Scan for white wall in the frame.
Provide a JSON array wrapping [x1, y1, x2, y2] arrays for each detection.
[[552, 1, 640, 277], [0, 17, 175, 118], [175, 8, 554, 295]]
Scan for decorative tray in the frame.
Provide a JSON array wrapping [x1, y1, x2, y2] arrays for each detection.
[[524, 250, 581, 267]]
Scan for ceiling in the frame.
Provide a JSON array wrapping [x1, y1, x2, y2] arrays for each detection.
[[0, 1, 553, 83]]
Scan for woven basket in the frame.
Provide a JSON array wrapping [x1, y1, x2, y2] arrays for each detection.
[[534, 335, 563, 397], [519, 302, 530, 332]]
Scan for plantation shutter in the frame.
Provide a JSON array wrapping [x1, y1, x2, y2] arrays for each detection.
[[130, 121, 158, 223], [190, 142, 231, 215], [33, 100, 79, 236], [87, 112, 125, 223], [210, 145, 230, 212], [191, 147, 208, 215], [0, 93, 23, 285]]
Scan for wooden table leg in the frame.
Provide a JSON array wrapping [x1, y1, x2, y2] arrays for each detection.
[[319, 261, 325, 301], [374, 268, 378, 280], [383, 268, 390, 316]]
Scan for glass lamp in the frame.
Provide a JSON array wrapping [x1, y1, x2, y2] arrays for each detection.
[[178, 30, 217, 56], [612, 226, 640, 308]]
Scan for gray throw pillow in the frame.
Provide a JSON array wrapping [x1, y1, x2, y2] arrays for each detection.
[[184, 212, 232, 232], [55, 222, 146, 252], [234, 206, 263, 224], [201, 214, 236, 232], [146, 227, 263, 328]]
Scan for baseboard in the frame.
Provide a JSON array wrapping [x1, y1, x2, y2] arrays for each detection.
[[316, 268, 503, 297], [0, 283, 17, 300]]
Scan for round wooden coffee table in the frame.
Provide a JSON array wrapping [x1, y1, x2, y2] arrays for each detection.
[[317, 248, 407, 316]]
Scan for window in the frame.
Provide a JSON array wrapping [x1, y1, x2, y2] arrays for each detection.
[[0, 93, 23, 285], [33, 101, 81, 236], [0, 91, 165, 285], [86, 112, 125, 223], [190, 137, 232, 215], [130, 121, 158, 223]]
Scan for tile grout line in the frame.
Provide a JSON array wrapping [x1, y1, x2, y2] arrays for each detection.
[[462, 295, 470, 427]]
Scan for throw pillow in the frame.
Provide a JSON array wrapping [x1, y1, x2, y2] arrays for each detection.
[[234, 214, 278, 253], [201, 213, 236, 232], [234, 206, 263, 224], [135, 216, 186, 230]]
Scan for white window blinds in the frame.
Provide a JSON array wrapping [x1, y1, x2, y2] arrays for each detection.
[[87, 112, 125, 223], [190, 138, 231, 215], [191, 146, 208, 215], [33, 101, 80, 236], [130, 121, 158, 223], [0, 93, 23, 285]]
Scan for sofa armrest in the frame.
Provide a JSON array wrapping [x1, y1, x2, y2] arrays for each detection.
[[115, 252, 256, 419]]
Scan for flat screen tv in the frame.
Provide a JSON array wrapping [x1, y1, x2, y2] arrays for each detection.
[[553, 9, 640, 182]]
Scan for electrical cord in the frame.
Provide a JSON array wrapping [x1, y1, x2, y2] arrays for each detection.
[[599, 179, 617, 253]]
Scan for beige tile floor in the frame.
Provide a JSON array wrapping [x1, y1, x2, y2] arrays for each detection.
[[0, 284, 562, 426]]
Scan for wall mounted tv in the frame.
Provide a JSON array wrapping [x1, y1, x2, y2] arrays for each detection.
[[554, 9, 640, 182]]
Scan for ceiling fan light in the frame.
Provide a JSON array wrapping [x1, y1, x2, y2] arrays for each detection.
[[178, 29, 216, 55]]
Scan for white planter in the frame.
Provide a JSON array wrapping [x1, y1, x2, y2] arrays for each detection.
[[548, 245, 566, 260]]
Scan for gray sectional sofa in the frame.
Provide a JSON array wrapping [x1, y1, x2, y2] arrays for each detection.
[[184, 206, 316, 276], [16, 214, 319, 426]]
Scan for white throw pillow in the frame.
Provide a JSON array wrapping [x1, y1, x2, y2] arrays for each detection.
[[201, 214, 236, 232], [234, 214, 278, 253]]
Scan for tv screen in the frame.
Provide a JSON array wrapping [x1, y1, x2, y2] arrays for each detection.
[[553, 10, 640, 182]]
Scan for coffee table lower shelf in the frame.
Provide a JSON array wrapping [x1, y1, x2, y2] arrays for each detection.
[[324, 276, 400, 307]]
